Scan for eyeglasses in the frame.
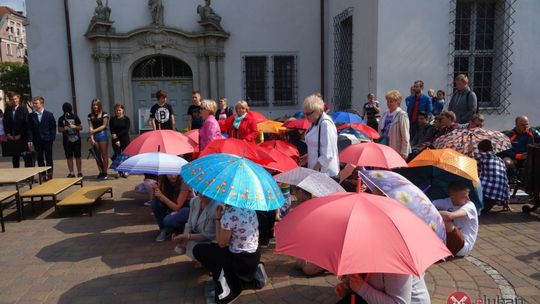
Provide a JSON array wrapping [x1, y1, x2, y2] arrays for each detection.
[[304, 111, 314, 117]]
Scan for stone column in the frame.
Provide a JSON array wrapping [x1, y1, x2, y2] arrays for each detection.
[[208, 53, 218, 100], [109, 53, 124, 115], [93, 52, 111, 112], [217, 52, 225, 98], [197, 52, 209, 97]]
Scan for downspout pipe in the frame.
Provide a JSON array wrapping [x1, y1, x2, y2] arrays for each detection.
[[320, 0, 325, 98], [63, 0, 78, 114]]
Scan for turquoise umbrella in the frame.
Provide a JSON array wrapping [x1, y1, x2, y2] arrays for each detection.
[[180, 153, 285, 211]]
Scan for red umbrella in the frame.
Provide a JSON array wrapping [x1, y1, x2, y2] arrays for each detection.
[[123, 130, 194, 156], [275, 192, 451, 275], [339, 142, 407, 169], [198, 138, 276, 165], [249, 111, 268, 123], [184, 129, 199, 150], [283, 118, 311, 130], [337, 123, 380, 140], [259, 140, 300, 160], [258, 146, 299, 173]]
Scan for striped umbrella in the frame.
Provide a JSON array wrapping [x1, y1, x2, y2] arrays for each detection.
[[116, 152, 188, 175]]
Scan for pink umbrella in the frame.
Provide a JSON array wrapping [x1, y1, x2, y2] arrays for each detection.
[[339, 142, 407, 169], [275, 192, 451, 276], [123, 130, 194, 156], [184, 129, 199, 151]]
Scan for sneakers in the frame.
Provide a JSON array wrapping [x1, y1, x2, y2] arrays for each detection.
[[174, 245, 186, 255], [254, 263, 268, 289], [144, 200, 152, 206], [259, 239, 270, 249], [77, 173, 83, 178], [67, 173, 75, 178], [97, 173, 108, 180], [155, 229, 172, 242]]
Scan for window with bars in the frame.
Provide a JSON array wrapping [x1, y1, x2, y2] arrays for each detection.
[[242, 55, 297, 107], [450, 0, 515, 112]]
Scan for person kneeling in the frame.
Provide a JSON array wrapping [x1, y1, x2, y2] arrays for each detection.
[[433, 182, 479, 257], [193, 204, 268, 303], [151, 175, 191, 242]]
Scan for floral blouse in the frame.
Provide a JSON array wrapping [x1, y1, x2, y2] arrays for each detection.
[[221, 206, 259, 253]]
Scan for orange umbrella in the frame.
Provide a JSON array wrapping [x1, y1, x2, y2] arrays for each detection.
[[408, 149, 479, 186], [257, 120, 286, 134]]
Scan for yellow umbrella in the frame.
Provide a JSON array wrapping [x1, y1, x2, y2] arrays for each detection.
[[257, 120, 286, 134], [408, 149, 479, 186]]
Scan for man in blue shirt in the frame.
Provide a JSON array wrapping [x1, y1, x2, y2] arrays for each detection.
[[406, 80, 433, 139]]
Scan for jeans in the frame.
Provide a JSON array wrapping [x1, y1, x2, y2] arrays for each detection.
[[150, 198, 189, 230]]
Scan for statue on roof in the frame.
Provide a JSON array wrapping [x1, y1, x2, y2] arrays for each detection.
[[197, 0, 223, 31], [148, 0, 164, 26], [93, 0, 111, 22]]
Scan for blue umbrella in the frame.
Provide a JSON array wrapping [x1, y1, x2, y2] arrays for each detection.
[[180, 153, 285, 211], [116, 152, 188, 175], [331, 112, 363, 124], [338, 127, 371, 142], [293, 111, 305, 119]]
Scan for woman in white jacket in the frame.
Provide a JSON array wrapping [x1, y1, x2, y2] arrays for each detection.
[[378, 90, 411, 159]]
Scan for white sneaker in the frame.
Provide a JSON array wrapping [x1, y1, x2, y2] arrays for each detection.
[[254, 263, 268, 289]]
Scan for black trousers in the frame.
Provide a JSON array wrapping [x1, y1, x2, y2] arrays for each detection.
[[34, 140, 54, 175], [193, 243, 260, 303], [256, 210, 276, 244]]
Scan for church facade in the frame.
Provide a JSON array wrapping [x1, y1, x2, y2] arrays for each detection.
[[25, 0, 540, 131]]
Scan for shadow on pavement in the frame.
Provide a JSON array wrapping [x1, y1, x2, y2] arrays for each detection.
[[53, 211, 152, 234], [58, 263, 207, 303], [236, 284, 336, 304], [480, 208, 539, 224], [36, 230, 173, 268], [516, 250, 540, 263]]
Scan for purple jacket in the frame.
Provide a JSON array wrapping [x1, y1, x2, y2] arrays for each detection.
[[199, 115, 222, 150]]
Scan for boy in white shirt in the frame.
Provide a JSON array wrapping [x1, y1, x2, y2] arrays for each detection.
[[433, 182, 479, 256]]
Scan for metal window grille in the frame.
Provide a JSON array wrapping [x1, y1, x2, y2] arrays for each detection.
[[132, 55, 192, 79], [243, 56, 268, 107], [272, 55, 297, 106], [333, 8, 354, 111], [448, 0, 515, 114]]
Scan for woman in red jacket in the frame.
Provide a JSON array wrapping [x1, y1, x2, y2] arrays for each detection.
[[221, 100, 258, 142]]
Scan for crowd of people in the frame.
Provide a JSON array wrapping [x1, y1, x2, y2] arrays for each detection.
[[1, 72, 539, 303]]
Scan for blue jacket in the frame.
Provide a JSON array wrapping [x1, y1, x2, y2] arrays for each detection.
[[405, 93, 433, 121], [28, 110, 57, 142], [503, 127, 540, 159]]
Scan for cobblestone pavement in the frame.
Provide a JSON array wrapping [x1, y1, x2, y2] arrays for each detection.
[[0, 141, 538, 303]]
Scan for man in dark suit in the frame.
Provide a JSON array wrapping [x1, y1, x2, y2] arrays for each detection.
[[3, 93, 30, 168], [27, 96, 57, 179]]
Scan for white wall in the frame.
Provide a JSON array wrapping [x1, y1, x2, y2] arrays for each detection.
[[485, 0, 540, 131], [375, 0, 450, 113], [26, 0, 321, 121]]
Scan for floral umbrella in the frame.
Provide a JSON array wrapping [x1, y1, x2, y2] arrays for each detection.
[[433, 127, 512, 156], [358, 169, 446, 243]]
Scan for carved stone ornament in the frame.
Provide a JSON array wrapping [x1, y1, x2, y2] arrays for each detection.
[[139, 30, 175, 50], [93, 0, 111, 22], [196, 0, 223, 31], [148, 0, 164, 26]]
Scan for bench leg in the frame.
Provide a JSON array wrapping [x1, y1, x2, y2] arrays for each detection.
[[0, 206, 5, 232]]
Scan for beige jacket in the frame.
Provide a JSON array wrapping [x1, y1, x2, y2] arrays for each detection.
[[378, 107, 411, 157]]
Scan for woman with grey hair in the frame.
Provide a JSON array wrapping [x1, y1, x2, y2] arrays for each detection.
[[299, 94, 339, 177], [199, 99, 223, 150]]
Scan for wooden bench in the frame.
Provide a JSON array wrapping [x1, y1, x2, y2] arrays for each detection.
[[20, 177, 83, 214], [56, 186, 113, 216], [0, 190, 19, 232]]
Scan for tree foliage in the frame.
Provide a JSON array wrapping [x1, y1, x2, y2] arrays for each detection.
[[0, 62, 31, 103]]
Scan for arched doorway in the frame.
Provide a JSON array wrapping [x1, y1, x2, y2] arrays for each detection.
[[132, 55, 193, 132]]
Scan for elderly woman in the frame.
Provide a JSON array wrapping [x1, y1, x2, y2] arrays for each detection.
[[193, 204, 267, 303], [215, 97, 234, 121], [199, 99, 223, 150], [172, 194, 218, 260], [299, 94, 339, 177], [378, 90, 411, 159], [221, 100, 258, 142]]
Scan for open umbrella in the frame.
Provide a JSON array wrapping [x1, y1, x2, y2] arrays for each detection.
[[198, 138, 276, 165], [257, 120, 286, 134], [275, 192, 451, 276], [180, 153, 285, 211], [283, 119, 311, 130], [337, 123, 380, 140], [184, 129, 199, 150], [339, 142, 408, 169], [433, 128, 512, 156], [331, 112, 363, 124], [116, 152, 188, 175], [408, 149, 479, 186], [274, 167, 346, 197], [249, 111, 268, 123], [123, 130, 194, 156], [338, 127, 372, 142], [358, 169, 446, 243], [394, 166, 482, 211], [259, 140, 300, 160], [258, 147, 299, 173]]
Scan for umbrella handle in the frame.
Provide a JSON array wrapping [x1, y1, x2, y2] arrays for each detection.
[[351, 294, 356, 304]]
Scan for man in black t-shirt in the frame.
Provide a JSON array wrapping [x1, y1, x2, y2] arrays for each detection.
[[150, 90, 176, 130], [187, 90, 203, 130]]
